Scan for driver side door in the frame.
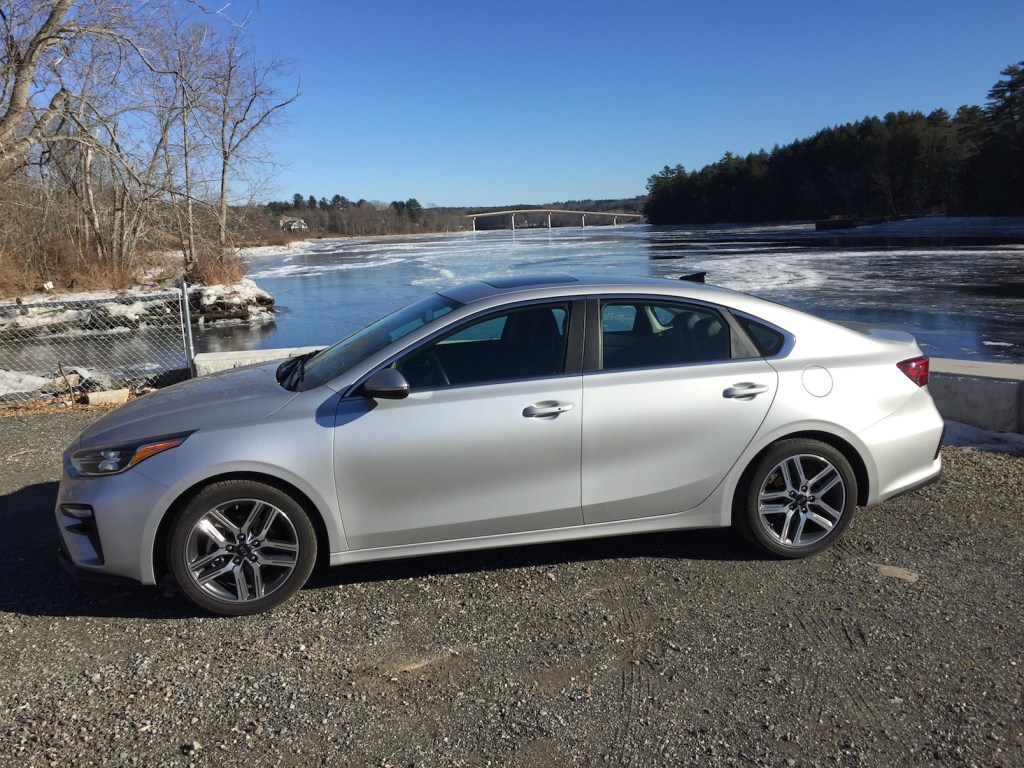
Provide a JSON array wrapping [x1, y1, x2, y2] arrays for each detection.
[[333, 300, 585, 551]]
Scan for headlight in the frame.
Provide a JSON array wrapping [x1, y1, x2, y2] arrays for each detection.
[[70, 432, 193, 476]]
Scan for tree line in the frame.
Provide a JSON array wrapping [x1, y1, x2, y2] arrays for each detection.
[[257, 195, 647, 238], [262, 194, 451, 236], [644, 61, 1024, 225], [0, 0, 296, 296]]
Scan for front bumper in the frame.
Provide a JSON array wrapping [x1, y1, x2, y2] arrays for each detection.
[[55, 461, 176, 586], [57, 538, 141, 586]]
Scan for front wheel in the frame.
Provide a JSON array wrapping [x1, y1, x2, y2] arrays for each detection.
[[734, 439, 857, 558], [168, 480, 317, 616]]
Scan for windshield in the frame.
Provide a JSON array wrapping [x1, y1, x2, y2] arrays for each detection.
[[287, 293, 459, 390]]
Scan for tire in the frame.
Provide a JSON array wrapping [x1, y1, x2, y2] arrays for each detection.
[[734, 439, 857, 558], [168, 480, 317, 616]]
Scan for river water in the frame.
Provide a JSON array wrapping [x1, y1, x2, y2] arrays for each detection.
[[194, 222, 1024, 363]]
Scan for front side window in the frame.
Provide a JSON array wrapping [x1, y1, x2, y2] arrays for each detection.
[[297, 294, 459, 389], [397, 303, 570, 389], [600, 300, 731, 370]]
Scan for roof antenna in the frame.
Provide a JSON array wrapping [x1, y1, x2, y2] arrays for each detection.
[[678, 271, 706, 283]]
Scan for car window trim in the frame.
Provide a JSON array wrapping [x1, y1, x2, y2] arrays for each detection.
[[583, 295, 760, 373], [345, 297, 587, 397]]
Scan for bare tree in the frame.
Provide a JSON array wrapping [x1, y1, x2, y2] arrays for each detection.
[[164, 22, 220, 276], [203, 33, 297, 249], [0, 0, 74, 176], [0, 0, 299, 292]]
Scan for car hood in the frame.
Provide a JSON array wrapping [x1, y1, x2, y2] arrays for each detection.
[[76, 362, 298, 447]]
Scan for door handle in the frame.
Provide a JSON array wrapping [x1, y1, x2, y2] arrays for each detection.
[[723, 383, 769, 399], [523, 401, 574, 418]]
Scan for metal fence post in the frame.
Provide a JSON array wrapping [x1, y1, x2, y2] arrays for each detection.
[[180, 280, 196, 377]]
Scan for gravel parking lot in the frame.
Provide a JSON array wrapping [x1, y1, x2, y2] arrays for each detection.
[[1, 409, 1022, 767]]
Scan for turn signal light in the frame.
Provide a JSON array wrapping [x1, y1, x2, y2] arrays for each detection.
[[897, 356, 929, 387]]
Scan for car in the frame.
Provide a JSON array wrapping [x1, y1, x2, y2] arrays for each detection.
[[56, 275, 944, 615]]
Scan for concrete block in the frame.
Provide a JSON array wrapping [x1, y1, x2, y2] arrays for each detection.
[[193, 346, 321, 376], [930, 358, 1024, 381], [86, 388, 131, 406], [929, 358, 1023, 433], [929, 375, 1021, 432]]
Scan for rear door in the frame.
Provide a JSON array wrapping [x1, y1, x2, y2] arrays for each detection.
[[581, 298, 777, 524]]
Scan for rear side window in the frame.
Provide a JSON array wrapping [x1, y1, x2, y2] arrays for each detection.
[[735, 315, 786, 356], [600, 300, 731, 370], [601, 304, 636, 333]]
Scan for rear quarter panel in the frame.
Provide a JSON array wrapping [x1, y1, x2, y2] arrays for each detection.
[[748, 335, 941, 506]]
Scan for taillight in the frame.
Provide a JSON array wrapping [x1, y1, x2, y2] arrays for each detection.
[[897, 356, 929, 387]]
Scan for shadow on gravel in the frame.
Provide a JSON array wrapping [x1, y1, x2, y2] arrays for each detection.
[[3, 480, 765, 619], [0, 482, 188, 621], [306, 526, 760, 594]]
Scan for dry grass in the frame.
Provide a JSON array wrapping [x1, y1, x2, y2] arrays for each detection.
[[0, 239, 126, 297], [0, 260, 34, 297], [247, 230, 310, 247], [0, 245, 254, 300], [0, 239, 187, 299], [189, 249, 246, 285], [0, 399, 122, 417]]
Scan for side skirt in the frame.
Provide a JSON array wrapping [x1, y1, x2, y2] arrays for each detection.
[[327, 503, 727, 568]]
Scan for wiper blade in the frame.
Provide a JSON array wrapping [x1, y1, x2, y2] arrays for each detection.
[[277, 350, 320, 390]]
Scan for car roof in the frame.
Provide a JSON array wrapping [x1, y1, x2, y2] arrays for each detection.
[[440, 274, 743, 306], [436, 275, 864, 355]]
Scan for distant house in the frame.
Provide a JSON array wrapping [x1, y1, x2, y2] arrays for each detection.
[[280, 218, 309, 232]]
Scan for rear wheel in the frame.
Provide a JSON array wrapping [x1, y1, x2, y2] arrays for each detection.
[[168, 480, 317, 616], [734, 439, 857, 558]]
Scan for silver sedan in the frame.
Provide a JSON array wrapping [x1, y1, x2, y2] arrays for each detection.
[[56, 276, 944, 615]]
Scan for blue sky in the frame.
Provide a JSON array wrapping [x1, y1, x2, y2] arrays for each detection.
[[237, 0, 1023, 207]]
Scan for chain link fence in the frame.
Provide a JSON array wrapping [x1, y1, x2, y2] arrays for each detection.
[[0, 286, 194, 406]]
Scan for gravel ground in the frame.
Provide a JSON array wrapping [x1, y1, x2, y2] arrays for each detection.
[[1, 410, 1022, 767]]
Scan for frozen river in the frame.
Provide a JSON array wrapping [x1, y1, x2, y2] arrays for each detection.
[[195, 222, 1024, 363]]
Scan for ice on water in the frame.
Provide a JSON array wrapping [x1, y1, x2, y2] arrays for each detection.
[[231, 223, 1024, 363]]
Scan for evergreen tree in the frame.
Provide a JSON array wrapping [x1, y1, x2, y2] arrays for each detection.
[[981, 61, 1024, 212], [644, 61, 1024, 223], [405, 198, 424, 222]]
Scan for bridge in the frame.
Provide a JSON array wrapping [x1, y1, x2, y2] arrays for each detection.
[[467, 209, 645, 231]]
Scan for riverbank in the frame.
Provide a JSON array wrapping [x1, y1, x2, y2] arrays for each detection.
[[0, 278, 274, 318]]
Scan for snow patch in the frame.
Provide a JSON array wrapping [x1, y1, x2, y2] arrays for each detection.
[[0, 370, 50, 396], [943, 420, 1024, 456], [103, 301, 153, 321], [6, 306, 90, 329], [195, 278, 271, 309]]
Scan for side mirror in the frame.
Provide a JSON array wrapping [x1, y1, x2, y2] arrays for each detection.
[[362, 367, 410, 400]]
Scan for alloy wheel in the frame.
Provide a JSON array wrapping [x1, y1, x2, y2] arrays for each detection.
[[182, 498, 301, 604], [755, 453, 847, 548]]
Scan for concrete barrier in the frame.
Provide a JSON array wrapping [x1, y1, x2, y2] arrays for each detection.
[[929, 358, 1023, 433], [193, 346, 321, 377], [192, 350, 1024, 434]]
